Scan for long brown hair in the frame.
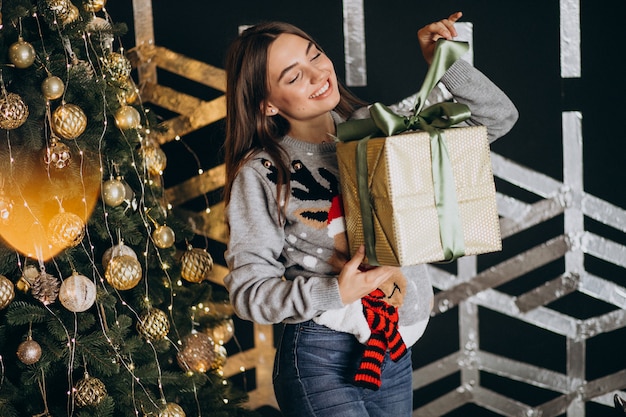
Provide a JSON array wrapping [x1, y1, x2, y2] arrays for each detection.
[[223, 21, 365, 220]]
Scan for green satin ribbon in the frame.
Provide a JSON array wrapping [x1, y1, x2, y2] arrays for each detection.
[[337, 39, 471, 265]]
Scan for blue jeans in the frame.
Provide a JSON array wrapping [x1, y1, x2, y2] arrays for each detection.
[[273, 320, 413, 417]]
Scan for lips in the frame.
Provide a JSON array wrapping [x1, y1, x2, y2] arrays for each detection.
[[309, 81, 330, 99]]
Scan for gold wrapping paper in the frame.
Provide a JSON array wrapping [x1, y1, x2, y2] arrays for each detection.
[[336, 125, 500, 266]]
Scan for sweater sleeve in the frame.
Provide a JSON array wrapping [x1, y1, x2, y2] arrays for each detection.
[[440, 59, 519, 143], [223, 164, 344, 325]]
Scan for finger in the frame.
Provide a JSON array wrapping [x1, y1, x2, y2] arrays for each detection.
[[448, 11, 463, 23], [346, 245, 366, 269]]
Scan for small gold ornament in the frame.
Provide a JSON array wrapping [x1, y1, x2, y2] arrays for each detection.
[[17, 336, 42, 365], [212, 344, 228, 370], [0, 92, 29, 130], [62, 2, 79, 25], [180, 246, 213, 283], [136, 308, 170, 341], [0, 275, 15, 310], [9, 37, 36, 69], [143, 144, 167, 176], [52, 103, 87, 139], [102, 242, 137, 267], [41, 75, 65, 100], [17, 264, 40, 293], [152, 224, 175, 249], [105, 254, 142, 290], [119, 78, 139, 104], [114, 105, 141, 130], [44, 137, 72, 169], [204, 317, 235, 345], [38, 0, 72, 26], [31, 270, 61, 305], [177, 332, 216, 373], [159, 402, 186, 417], [59, 272, 96, 312], [84, 0, 106, 12], [102, 177, 126, 207], [48, 211, 86, 249], [103, 52, 132, 82], [74, 374, 107, 407]]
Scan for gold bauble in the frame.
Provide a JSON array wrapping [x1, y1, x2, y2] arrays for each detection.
[[84, 0, 106, 12], [0, 275, 15, 310], [114, 105, 141, 130], [9, 38, 36, 69], [41, 75, 65, 100], [17, 337, 42, 365], [44, 139, 72, 169], [52, 103, 87, 139], [105, 254, 142, 290], [159, 402, 186, 417], [0, 92, 29, 130], [74, 375, 107, 407], [143, 144, 167, 176], [62, 3, 79, 25], [152, 225, 175, 249], [17, 264, 40, 293], [205, 317, 234, 345], [38, 0, 72, 25], [212, 344, 228, 370], [103, 52, 132, 82], [136, 308, 170, 341], [59, 273, 96, 312], [180, 246, 213, 283], [176, 332, 216, 373], [101, 242, 137, 268], [48, 211, 85, 249], [102, 177, 126, 206], [119, 78, 139, 104]]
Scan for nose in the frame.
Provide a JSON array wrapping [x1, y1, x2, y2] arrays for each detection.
[[308, 65, 328, 84]]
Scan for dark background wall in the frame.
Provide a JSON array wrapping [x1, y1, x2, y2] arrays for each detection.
[[106, 2, 626, 416]]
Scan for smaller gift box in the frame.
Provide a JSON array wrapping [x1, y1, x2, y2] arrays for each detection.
[[336, 125, 500, 266]]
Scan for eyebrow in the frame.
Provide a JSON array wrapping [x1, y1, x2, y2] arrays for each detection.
[[277, 41, 314, 82]]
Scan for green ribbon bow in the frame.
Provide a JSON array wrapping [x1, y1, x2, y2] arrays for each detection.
[[336, 39, 472, 265]]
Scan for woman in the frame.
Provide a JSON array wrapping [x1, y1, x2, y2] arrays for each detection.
[[223, 12, 518, 417]]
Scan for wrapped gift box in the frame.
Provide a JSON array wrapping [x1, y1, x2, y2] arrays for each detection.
[[336, 125, 501, 266]]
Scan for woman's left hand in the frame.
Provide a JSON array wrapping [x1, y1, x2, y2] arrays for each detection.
[[417, 11, 462, 64]]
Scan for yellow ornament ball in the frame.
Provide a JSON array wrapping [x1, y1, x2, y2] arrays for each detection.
[[0, 275, 15, 310], [41, 75, 65, 100], [159, 402, 186, 417], [105, 254, 142, 290], [152, 224, 175, 249], [102, 177, 127, 207], [48, 211, 86, 249], [136, 308, 170, 341], [84, 0, 107, 12], [52, 103, 87, 139], [9, 38, 36, 69], [114, 105, 141, 130], [0, 92, 29, 130]]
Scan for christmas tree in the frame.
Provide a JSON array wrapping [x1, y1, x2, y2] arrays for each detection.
[[0, 1, 255, 416]]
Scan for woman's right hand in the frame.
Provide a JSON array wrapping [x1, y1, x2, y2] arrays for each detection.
[[337, 245, 396, 305]]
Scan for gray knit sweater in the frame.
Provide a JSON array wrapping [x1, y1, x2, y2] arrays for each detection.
[[224, 59, 518, 346]]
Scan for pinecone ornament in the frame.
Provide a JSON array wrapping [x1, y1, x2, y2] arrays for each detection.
[[136, 308, 170, 341], [180, 246, 213, 283], [31, 271, 61, 305]]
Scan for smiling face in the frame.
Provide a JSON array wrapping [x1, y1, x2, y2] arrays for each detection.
[[264, 33, 341, 126]]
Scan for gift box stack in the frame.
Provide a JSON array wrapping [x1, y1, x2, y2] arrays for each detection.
[[336, 40, 501, 267]]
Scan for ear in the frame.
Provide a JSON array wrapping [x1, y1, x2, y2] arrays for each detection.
[[262, 101, 278, 116]]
